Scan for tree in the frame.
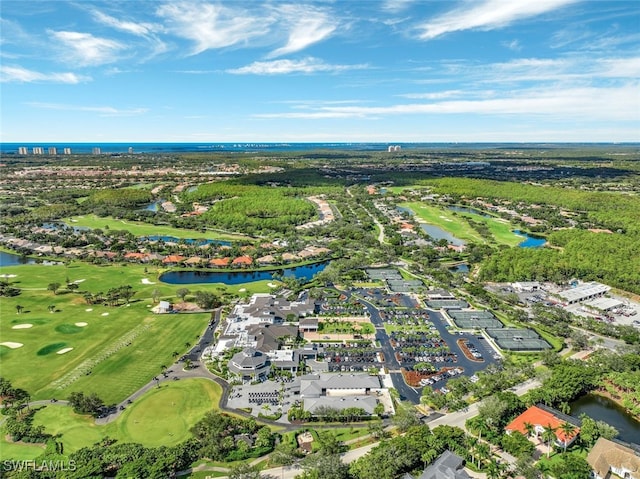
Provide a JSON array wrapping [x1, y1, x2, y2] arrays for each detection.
[[228, 463, 261, 479], [48, 304, 56, 313], [549, 453, 593, 479], [486, 459, 505, 479], [151, 288, 161, 304], [559, 422, 576, 452], [15, 304, 23, 314], [523, 421, 535, 438], [68, 392, 104, 417], [176, 288, 190, 301], [67, 282, 79, 292], [541, 424, 557, 458], [392, 402, 421, 432], [47, 282, 61, 295], [301, 453, 350, 479], [316, 431, 345, 456]]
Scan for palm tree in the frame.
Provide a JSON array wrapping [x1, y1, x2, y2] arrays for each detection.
[[486, 459, 505, 479], [523, 421, 535, 439], [48, 304, 56, 313], [559, 422, 576, 452], [477, 442, 491, 468], [15, 304, 24, 314], [421, 449, 439, 468], [541, 424, 557, 459]]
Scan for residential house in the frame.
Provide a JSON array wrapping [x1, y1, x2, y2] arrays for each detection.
[[587, 437, 640, 479], [505, 405, 580, 449], [403, 450, 472, 479], [232, 256, 253, 267], [162, 255, 185, 266], [209, 257, 231, 267]]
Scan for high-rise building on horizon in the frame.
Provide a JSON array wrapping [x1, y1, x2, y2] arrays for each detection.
[[48, 147, 57, 155], [63, 148, 72, 155], [92, 147, 101, 155], [128, 147, 134, 154], [18, 147, 28, 155], [32, 147, 44, 155]]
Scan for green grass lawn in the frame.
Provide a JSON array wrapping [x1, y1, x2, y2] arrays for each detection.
[[398, 202, 522, 246], [65, 214, 249, 241], [0, 379, 223, 460], [0, 261, 271, 403]]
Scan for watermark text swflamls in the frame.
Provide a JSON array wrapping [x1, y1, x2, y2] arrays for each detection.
[[2, 460, 77, 472]]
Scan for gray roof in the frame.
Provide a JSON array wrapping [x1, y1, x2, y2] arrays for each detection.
[[228, 348, 268, 370], [557, 282, 609, 303], [418, 451, 471, 479], [300, 373, 381, 397]]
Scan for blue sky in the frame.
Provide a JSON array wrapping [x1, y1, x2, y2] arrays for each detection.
[[1, 0, 638, 142]]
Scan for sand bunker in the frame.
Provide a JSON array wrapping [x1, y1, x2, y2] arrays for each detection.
[[85, 308, 93, 312], [73, 279, 86, 283], [75, 322, 88, 327], [0, 342, 24, 349], [267, 282, 277, 287], [12, 324, 33, 329], [0, 274, 17, 279], [239, 288, 246, 292], [101, 312, 109, 316], [141, 278, 156, 284], [57, 347, 73, 354]]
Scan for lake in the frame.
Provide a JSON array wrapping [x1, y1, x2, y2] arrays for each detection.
[[419, 224, 466, 247], [160, 261, 328, 285], [0, 251, 36, 266], [570, 393, 640, 444], [514, 230, 547, 248], [397, 206, 466, 246], [447, 205, 493, 218]]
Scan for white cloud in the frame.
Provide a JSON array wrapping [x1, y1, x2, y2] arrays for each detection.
[[399, 90, 465, 99], [0, 65, 90, 83], [502, 39, 521, 51], [255, 84, 639, 121], [417, 0, 578, 40], [267, 4, 338, 58], [227, 57, 367, 75], [91, 10, 159, 37], [156, 2, 269, 55], [50, 31, 124, 65], [381, 0, 415, 13], [27, 102, 147, 116]]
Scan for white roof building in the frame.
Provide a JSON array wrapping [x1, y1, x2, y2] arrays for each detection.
[[557, 282, 610, 304]]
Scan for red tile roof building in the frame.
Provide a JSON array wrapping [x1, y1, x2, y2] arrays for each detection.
[[505, 405, 580, 447]]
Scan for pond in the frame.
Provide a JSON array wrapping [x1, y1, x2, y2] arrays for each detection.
[[397, 206, 465, 246], [144, 201, 161, 212], [160, 261, 328, 285], [514, 230, 547, 248], [419, 224, 466, 247], [447, 205, 493, 218], [144, 235, 231, 247], [570, 393, 640, 444], [448, 263, 470, 273], [0, 250, 36, 266]]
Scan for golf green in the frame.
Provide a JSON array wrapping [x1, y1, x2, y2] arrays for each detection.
[[0, 379, 223, 460]]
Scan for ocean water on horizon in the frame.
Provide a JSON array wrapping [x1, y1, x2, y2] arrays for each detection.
[[2, 142, 632, 155]]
